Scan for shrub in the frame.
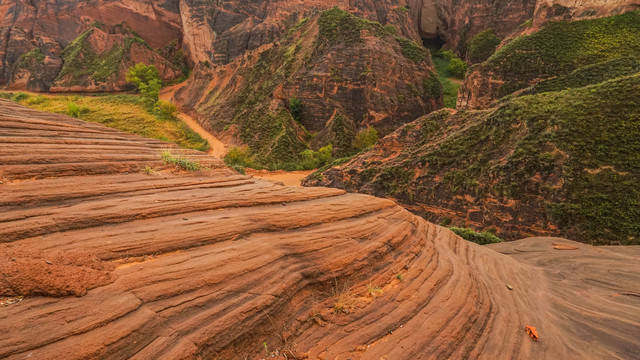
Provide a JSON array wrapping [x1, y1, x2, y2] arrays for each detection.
[[448, 226, 504, 245], [66, 103, 80, 118], [224, 146, 256, 171], [468, 29, 501, 63], [153, 100, 178, 120], [446, 58, 467, 79], [353, 126, 379, 151], [24, 95, 46, 105], [126, 63, 162, 102], [12, 92, 29, 102], [289, 97, 303, 122], [161, 150, 201, 171], [299, 144, 333, 170]]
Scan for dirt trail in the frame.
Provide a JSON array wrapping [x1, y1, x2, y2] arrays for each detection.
[[160, 85, 227, 158], [161, 85, 312, 186]]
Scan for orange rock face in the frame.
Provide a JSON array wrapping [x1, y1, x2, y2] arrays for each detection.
[[1, 100, 639, 359]]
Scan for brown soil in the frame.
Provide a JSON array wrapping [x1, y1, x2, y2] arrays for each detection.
[[1, 99, 639, 359]]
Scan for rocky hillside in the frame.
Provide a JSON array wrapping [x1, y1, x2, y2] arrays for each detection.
[[174, 8, 443, 167], [2, 100, 640, 359], [305, 11, 640, 245], [459, 10, 640, 109]]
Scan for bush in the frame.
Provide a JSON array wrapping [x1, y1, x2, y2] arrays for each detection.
[[126, 63, 162, 102], [66, 103, 80, 118], [299, 144, 333, 170], [26, 95, 47, 105], [289, 97, 303, 122], [468, 29, 501, 63], [446, 58, 467, 79], [153, 100, 178, 120], [448, 226, 504, 245], [224, 146, 256, 171], [161, 150, 201, 171], [12, 92, 29, 102], [353, 126, 379, 151]]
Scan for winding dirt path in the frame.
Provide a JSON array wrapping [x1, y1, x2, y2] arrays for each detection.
[[160, 85, 312, 186], [160, 85, 226, 158]]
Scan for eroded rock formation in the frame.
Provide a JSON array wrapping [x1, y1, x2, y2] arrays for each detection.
[[1, 100, 639, 359]]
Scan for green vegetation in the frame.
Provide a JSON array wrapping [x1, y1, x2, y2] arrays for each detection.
[[12, 92, 29, 102], [224, 146, 256, 174], [342, 73, 640, 244], [429, 50, 460, 108], [316, 7, 395, 54], [161, 150, 202, 171], [65, 103, 81, 118], [57, 26, 145, 85], [483, 10, 640, 96], [299, 145, 333, 170], [395, 37, 427, 63], [19, 48, 45, 69], [468, 29, 501, 63], [446, 57, 467, 79], [5, 92, 208, 151], [353, 126, 379, 151], [516, 56, 640, 97], [214, 7, 440, 169], [448, 227, 504, 245], [126, 63, 162, 103], [289, 97, 303, 122]]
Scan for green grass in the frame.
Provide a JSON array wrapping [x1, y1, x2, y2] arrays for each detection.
[[431, 54, 461, 108], [482, 10, 640, 97], [6, 92, 209, 151], [161, 151, 202, 171], [448, 227, 504, 245]]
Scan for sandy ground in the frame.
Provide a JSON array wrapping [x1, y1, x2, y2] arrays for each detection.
[[245, 169, 314, 186]]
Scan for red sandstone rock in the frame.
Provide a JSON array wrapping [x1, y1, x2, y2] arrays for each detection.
[[0, 96, 639, 360]]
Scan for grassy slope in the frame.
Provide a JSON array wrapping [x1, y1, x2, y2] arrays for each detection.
[[480, 10, 640, 98], [325, 72, 640, 244], [217, 7, 442, 169], [3, 92, 209, 151]]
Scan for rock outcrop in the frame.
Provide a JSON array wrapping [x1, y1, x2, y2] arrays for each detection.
[[1, 99, 640, 359], [305, 69, 640, 245], [174, 8, 443, 166]]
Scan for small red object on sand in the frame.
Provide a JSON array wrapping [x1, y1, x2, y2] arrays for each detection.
[[526, 325, 539, 341]]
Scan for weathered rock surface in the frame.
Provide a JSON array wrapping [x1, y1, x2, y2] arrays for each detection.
[[1, 93, 640, 359]]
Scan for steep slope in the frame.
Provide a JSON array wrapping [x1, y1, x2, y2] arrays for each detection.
[[459, 10, 640, 109], [174, 8, 443, 167], [2, 99, 640, 359], [305, 72, 640, 245]]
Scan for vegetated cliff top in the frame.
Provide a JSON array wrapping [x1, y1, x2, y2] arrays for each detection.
[[305, 17, 640, 246], [1, 99, 639, 359]]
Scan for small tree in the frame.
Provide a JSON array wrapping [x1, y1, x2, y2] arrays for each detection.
[[353, 126, 379, 151], [446, 58, 467, 79], [289, 97, 303, 122], [126, 63, 161, 102]]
